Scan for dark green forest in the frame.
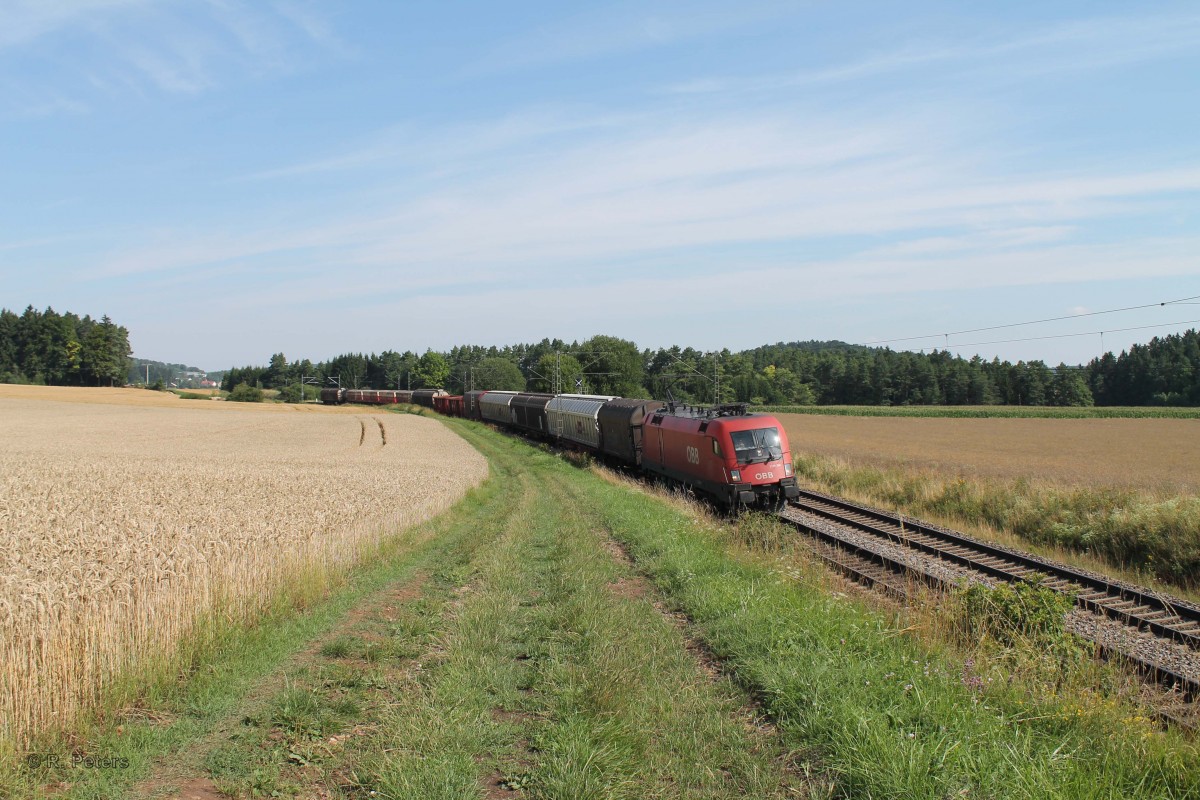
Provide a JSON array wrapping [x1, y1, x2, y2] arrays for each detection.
[[0, 306, 132, 387], [4, 304, 1195, 406], [222, 329, 1200, 408]]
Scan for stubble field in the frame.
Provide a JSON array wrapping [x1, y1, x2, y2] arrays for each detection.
[[0, 385, 488, 751], [775, 413, 1200, 492], [776, 413, 1200, 588]]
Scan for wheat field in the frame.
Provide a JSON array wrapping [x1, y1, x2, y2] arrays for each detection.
[[0, 387, 488, 750]]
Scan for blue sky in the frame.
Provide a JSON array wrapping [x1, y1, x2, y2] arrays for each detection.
[[1, 1, 1198, 370]]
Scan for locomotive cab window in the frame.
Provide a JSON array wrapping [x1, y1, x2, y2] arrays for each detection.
[[730, 427, 782, 464]]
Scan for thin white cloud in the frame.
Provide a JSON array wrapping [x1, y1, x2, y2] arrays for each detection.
[[469, 1, 789, 74], [86, 104, 1200, 297], [661, 10, 1200, 95], [0, 0, 148, 49], [233, 107, 628, 182], [271, 0, 356, 59], [0, 0, 344, 109]]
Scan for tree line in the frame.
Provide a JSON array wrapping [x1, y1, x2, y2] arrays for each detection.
[[221, 329, 1200, 407], [0, 306, 132, 387], [5, 303, 1191, 407]]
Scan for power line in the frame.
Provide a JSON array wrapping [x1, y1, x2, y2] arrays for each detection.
[[925, 318, 1200, 350], [864, 294, 1200, 346]]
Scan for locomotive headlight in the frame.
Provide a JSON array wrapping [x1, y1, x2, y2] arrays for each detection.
[[731, 469, 741, 482], [784, 462, 793, 477]]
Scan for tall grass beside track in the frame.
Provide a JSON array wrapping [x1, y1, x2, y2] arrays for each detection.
[[792, 454, 1200, 590]]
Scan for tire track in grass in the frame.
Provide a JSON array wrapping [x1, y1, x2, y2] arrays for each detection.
[[521, 435, 798, 798], [361, 426, 802, 799], [129, 505, 506, 799], [146, 432, 544, 799], [90, 437, 523, 800]]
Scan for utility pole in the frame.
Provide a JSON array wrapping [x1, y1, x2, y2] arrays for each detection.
[[301, 375, 321, 402]]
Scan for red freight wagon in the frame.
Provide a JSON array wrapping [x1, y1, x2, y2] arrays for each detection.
[[433, 395, 464, 416], [642, 403, 799, 511]]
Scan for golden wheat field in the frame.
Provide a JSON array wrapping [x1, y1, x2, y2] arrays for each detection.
[[776, 414, 1200, 493], [0, 385, 488, 750]]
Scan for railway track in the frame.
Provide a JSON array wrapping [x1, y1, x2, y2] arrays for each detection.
[[782, 488, 1200, 701]]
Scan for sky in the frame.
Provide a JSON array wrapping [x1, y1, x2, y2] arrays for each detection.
[[1, 1, 1198, 370]]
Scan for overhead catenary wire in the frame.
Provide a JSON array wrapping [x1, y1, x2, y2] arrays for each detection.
[[863, 294, 1200, 346], [924, 318, 1200, 351]]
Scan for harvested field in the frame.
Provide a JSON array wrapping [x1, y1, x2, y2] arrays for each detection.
[[0, 384, 360, 412], [776, 414, 1200, 493], [0, 391, 488, 751]]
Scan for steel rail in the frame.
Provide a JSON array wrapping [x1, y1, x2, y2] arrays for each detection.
[[791, 489, 1200, 649]]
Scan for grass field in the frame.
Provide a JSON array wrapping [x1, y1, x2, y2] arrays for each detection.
[[8, 418, 1197, 799], [0, 387, 487, 753], [756, 404, 1200, 419]]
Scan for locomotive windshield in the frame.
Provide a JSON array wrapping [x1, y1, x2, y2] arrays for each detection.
[[730, 427, 783, 464]]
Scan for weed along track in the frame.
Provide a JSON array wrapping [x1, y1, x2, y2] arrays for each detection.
[[784, 488, 1200, 701]]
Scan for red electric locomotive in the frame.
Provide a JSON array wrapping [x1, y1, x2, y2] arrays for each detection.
[[641, 402, 799, 511]]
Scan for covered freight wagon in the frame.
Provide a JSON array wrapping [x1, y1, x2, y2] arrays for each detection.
[[546, 394, 616, 449], [479, 390, 518, 424], [319, 387, 346, 405], [345, 389, 413, 405], [597, 398, 664, 465], [411, 389, 448, 408], [510, 393, 555, 433]]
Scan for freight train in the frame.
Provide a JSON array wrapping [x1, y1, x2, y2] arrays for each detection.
[[319, 388, 448, 407], [322, 387, 799, 511]]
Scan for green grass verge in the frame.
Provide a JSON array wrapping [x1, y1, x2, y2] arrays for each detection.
[[753, 405, 1200, 418], [578, 475, 1200, 798]]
